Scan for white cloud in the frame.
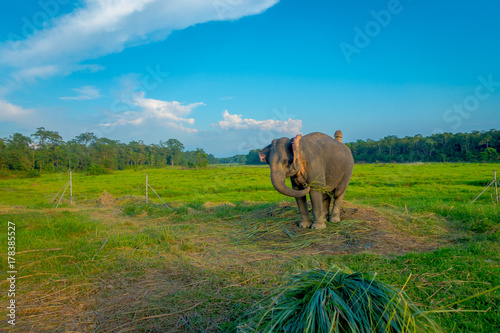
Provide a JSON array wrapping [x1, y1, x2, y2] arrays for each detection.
[[0, 99, 35, 122], [101, 91, 203, 133], [0, 0, 279, 82], [60, 86, 103, 101], [165, 121, 199, 134], [214, 110, 302, 134]]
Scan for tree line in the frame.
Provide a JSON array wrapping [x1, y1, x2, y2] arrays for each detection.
[[0, 128, 213, 176], [242, 129, 500, 164], [1, 128, 498, 177], [346, 129, 499, 163]]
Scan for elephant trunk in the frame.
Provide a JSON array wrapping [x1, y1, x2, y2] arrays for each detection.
[[270, 167, 310, 198]]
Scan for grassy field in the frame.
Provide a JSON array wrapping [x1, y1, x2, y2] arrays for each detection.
[[0, 163, 499, 332]]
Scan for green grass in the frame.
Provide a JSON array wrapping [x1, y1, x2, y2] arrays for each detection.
[[0, 165, 283, 206], [0, 163, 499, 332]]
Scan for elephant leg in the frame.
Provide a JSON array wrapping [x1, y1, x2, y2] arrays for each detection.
[[296, 196, 312, 228], [292, 181, 311, 228], [330, 191, 345, 223], [323, 194, 331, 221], [310, 190, 326, 229]]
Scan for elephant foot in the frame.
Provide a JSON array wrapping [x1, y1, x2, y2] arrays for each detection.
[[329, 215, 341, 223], [298, 220, 313, 228], [311, 222, 327, 229]]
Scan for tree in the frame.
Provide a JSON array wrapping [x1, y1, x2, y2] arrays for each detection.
[[67, 132, 98, 171], [0, 139, 7, 170], [92, 138, 119, 169], [164, 139, 185, 166], [382, 135, 398, 157], [206, 154, 218, 165], [479, 135, 493, 149], [6, 133, 34, 172], [480, 147, 499, 161], [31, 127, 63, 174], [127, 141, 147, 165], [74, 132, 97, 147], [194, 148, 208, 168], [219, 154, 247, 164], [422, 138, 436, 159]]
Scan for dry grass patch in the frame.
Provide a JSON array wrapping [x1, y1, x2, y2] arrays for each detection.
[[230, 201, 444, 256], [96, 191, 117, 207], [3, 277, 98, 332], [203, 201, 236, 209]]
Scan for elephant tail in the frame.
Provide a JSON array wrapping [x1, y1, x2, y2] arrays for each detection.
[[334, 130, 343, 143]]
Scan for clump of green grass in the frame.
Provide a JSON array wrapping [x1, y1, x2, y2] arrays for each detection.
[[239, 265, 441, 333]]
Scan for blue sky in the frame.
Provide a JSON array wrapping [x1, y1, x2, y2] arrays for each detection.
[[0, 0, 499, 156]]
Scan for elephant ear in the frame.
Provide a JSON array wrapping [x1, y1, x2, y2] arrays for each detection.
[[259, 145, 270, 164], [291, 134, 302, 164], [258, 151, 266, 163]]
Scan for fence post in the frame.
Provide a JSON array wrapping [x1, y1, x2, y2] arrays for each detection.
[[144, 174, 170, 208], [70, 171, 73, 205], [471, 170, 500, 204], [495, 170, 498, 204]]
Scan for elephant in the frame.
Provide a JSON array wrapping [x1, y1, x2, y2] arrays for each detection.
[[259, 131, 354, 229]]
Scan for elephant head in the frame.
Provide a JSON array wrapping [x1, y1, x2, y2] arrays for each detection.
[[259, 134, 310, 198]]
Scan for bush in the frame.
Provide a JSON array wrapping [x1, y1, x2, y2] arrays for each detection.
[[480, 147, 499, 161], [25, 169, 41, 178], [238, 265, 441, 333], [0, 170, 22, 179], [87, 164, 112, 175]]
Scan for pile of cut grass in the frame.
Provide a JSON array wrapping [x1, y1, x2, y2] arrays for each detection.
[[239, 265, 442, 333], [232, 204, 369, 251]]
